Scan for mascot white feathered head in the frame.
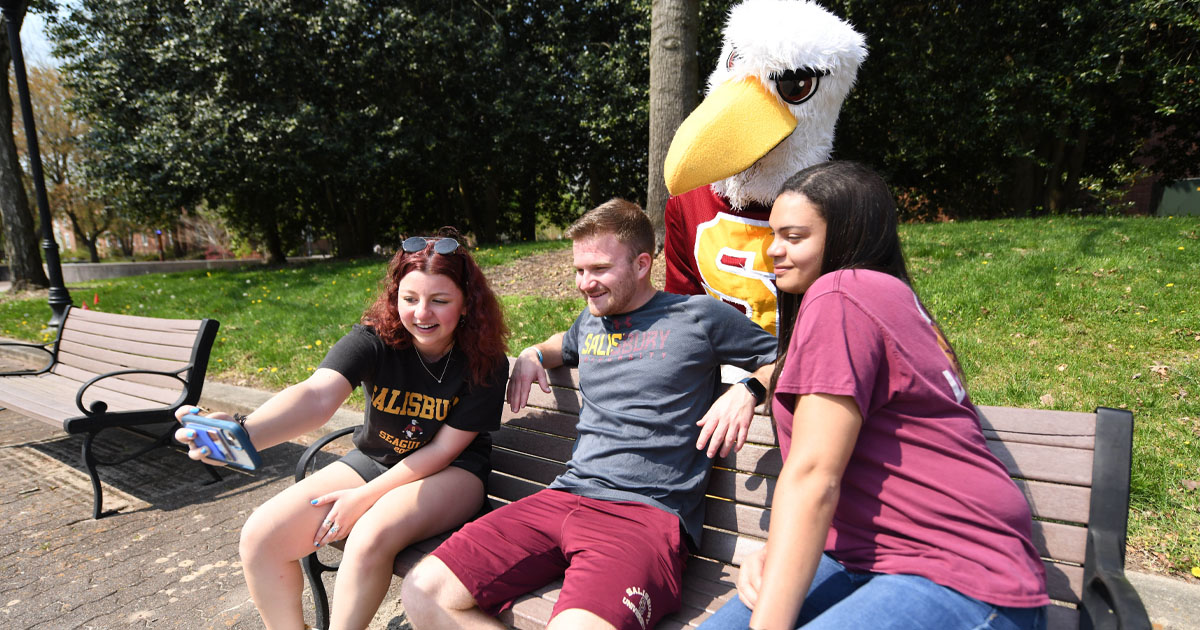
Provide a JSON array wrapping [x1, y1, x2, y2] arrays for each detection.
[[665, 0, 867, 209]]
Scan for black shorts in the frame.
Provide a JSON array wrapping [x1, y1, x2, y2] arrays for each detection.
[[338, 448, 491, 487]]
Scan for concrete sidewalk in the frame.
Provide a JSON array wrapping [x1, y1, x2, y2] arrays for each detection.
[[0, 352, 1196, 628]]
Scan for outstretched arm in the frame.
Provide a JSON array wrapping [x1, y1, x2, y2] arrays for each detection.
[[174, 367, 353, 464], [506, 333, 565, 413]]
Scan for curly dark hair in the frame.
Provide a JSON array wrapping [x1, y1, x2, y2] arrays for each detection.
[[362, 228, 509, 387]]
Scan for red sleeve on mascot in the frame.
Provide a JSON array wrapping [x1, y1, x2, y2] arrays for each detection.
[[662, 0, 867, 336]]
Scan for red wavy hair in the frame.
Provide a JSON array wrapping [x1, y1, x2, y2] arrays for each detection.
[[362, 231, 509, 387]]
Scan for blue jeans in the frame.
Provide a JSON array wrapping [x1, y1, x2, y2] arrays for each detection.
[[699, 553, 1046, 630]]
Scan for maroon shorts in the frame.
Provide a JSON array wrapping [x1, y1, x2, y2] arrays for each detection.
[[430, 488, 688, 630]]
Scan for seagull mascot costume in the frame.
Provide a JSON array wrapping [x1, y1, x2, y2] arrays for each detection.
[[662, 0, 866, 335]]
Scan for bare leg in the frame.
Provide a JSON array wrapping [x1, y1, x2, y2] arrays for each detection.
[[239, 462, 364, 630], [401, 556, 507, 630], [328, 467, 485, 630]]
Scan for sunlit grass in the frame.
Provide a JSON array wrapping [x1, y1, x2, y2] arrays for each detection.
[[901, 216, 1199, 576]]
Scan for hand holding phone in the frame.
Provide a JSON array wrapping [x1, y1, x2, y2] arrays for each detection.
[[180, 414, 262, 472]]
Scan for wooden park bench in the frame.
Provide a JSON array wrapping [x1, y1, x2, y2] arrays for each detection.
[[0, 305, 220, 519], [295, 361, 1150, 629]]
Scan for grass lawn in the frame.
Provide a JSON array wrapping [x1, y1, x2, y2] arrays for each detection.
[[0, 216, 1196, 578]]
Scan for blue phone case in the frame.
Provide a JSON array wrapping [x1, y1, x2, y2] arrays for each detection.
[[180, 414, 262, 472]]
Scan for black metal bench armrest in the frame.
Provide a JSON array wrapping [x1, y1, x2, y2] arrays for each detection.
[[1082, 529, 1151, 630], [0, 340, 55, 375], [75, 366, 190, 416], [295, 426, 357, 482]]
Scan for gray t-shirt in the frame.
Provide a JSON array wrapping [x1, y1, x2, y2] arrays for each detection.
[[551, 291, 777, 547]]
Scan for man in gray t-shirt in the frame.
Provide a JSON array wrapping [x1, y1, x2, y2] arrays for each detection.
[[404, 199, 776, 630]]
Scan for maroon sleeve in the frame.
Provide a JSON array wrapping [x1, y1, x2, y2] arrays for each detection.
[[664, 193, 704, 296]]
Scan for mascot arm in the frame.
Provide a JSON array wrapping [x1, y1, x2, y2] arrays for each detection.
[[664, 195, 704, 295]]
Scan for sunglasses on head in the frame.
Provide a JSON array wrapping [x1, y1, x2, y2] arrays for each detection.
[[402, 236, 462, 255]]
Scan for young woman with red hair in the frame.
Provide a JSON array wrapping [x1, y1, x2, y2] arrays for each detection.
[[175, 229, 509, 629]]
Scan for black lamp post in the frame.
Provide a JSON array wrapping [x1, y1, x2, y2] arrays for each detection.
[[1, 0, 71, 327]]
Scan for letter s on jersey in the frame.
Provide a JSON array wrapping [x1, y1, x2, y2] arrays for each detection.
[[694, 213, 777, 335]]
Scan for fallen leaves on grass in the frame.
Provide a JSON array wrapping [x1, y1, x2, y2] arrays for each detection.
[[1150, 362, 1171, 379]]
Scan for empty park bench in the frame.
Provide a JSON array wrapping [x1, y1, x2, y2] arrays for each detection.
[[0, 305, 220, 519], [296, 361, 1150, 629]]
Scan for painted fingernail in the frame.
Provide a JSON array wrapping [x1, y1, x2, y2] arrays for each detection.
[[199, 446, 210, 455], [310, 499, 319, 505], [185, 429, 196, 438], [189, 407, 201, 414]]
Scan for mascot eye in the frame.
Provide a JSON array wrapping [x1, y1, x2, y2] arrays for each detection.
[[726, 49, 739, 69], [772, 67, 829, 105]]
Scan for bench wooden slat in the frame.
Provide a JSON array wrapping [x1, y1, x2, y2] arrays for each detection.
[[56, 339, 189, 374], [66, 307, 206, 331], [1033, 521, 1088, 565], [51, 363, 184, 406], [493, 425, 575, 462], [706, 468, 775, 508], [38, 372, 175, 412], [1019, 478, 1091, 525], [0, 371, 164, 418], [61, 328, 196, 363], [715, 442, 783, 477], [64, 317, 203, 350], [1047, 604, 1080, 629], [53, 351, 192, 390], [0, 376, 82, 425], [986, 440, 1094, 486], [1046, 560, 1084, 604], [703, 497, 770, 541], [501, 407, 579, 439], [492, 448, 567, 485], [519, 385, 583, 416], [697, 529, 766, 567], [977, 405, 1096, 437], [489, 472, 549, 504]]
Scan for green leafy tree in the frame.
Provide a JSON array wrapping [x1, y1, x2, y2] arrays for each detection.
[[50, 0, 662, 252], [828, 1, 1200, 217]]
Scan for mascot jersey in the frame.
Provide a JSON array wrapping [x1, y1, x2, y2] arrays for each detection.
[[319, 324, 506, 476], [664, 186, 776, 335]]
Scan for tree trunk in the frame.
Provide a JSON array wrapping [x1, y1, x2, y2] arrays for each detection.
[[647, 0, 699, 251], [0, 34, 49, 290], [84, 237, 99, 263], [262, 218, 287, 265]]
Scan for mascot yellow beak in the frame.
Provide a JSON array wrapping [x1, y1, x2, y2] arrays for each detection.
[[664, 78, 797, 196]]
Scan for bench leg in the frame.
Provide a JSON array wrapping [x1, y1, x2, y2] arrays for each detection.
[[80, 432, 117, 519], [202, 463, 223, 484], [302, 551, 339, 630]]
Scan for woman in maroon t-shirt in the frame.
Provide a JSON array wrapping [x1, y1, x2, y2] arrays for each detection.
[[174, 229, 509, 629], [701, 162, 1048, 630]]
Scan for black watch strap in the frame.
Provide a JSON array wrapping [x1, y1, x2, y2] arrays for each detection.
[[738, 376, 766, 405]]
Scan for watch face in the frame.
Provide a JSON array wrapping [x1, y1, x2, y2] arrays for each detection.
[[740, 377, 766, 403]]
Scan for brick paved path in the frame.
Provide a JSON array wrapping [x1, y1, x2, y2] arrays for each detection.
[[0, 410, 406, 629]]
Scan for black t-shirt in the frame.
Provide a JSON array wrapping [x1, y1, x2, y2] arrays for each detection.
[[319, 325, 506, 471]]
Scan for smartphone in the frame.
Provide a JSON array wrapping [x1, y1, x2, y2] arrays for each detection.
[[180, 414, 262, 472]]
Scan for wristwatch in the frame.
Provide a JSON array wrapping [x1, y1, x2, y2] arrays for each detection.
[[738, 376, 766, 406]]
